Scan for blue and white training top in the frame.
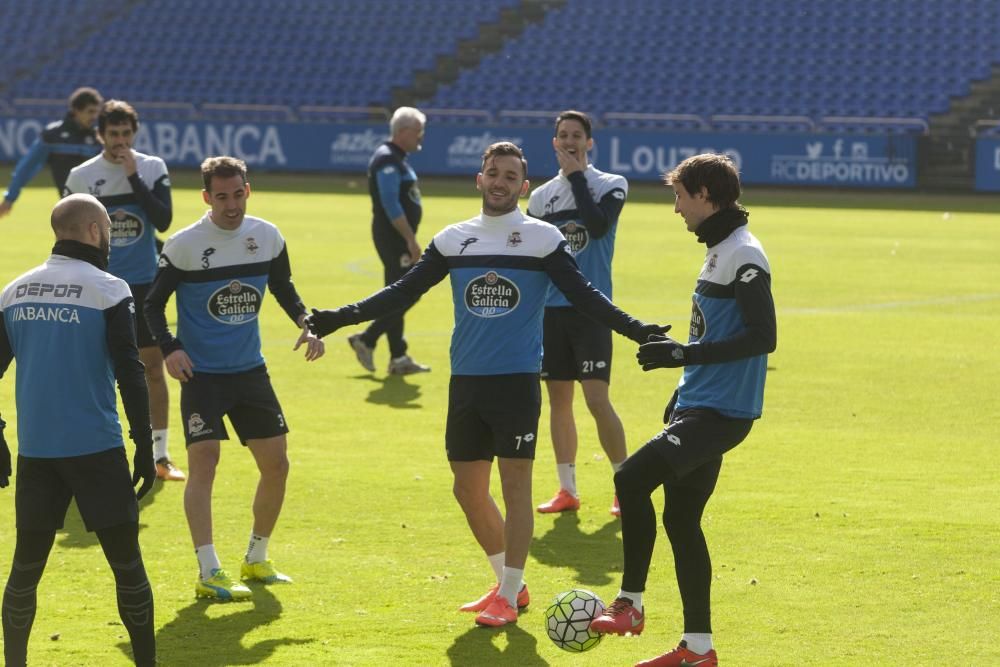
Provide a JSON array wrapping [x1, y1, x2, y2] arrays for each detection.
[[527, 165, 628, 307], [144, 213, 307, 374], [0, 251, 147, 457], [677, 225, 773, 419], [333, 208, 649, 376], [434, 209, 566, 374], [64, 151, 172, 285]]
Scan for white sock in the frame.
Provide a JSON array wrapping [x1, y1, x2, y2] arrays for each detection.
[[618, 589, 643, 610], [487, 552, 505, 581], [610, 458, 626, 473], [245, 533, 269, 564], [152, 429, 169, 460], [682, 633, 713, 654], [196, 544, 221, 581], [557, 462, 577, 497], [497, 566, 524, 605]]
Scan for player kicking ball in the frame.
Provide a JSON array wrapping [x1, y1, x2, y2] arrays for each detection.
[[589, 154, 775, 666]]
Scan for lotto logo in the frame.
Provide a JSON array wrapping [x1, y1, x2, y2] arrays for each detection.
[[739, 268, 759, 283]]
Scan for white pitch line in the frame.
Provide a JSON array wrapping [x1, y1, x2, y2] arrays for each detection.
[[783, 293, 1000, 315], [343, 259, 380, 278]]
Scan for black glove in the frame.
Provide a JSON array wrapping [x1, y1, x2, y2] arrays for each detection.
[[305, 307, 351, 339], [130, 429, 155, 501], [637, 333, 690, 370], [627, 321, 671, 345], [0, 418, 10, 489]]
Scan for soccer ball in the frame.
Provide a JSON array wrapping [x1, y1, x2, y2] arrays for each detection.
[[544, 589, 605, 652]]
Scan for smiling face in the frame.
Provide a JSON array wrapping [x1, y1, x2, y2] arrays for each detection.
[[671, 180, 718, 233], [203, 174, 250, 230], [477, 154, 529, 216], [553, 118, 593, 164]]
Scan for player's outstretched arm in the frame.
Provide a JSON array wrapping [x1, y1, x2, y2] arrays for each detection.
[[307, 243, 449, 339], [543, 243, 670, 343], [305, 307, 355, 338]]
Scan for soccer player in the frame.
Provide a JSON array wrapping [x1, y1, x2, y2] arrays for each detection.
[[0, 194, 157, 667], [589, 154, 776, 667], [347, 106, 431, 376], [527, 110, 630, 517], [306, 142, 668, 627], [63, 100, 184, 482], [144, 156, 324, 601], [0, 87, 103, 219]]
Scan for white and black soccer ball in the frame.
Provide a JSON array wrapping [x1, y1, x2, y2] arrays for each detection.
[[544, 588, 605, 652]]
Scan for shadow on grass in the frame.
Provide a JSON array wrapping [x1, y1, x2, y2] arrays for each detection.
[[446, 622, 547, 667], [364, 374, 423, 409], [531, 511, 624, 589], [55, 480, 166, 550], [128, 585, 313, 665]]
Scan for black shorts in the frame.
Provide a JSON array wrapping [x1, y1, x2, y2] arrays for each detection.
[[541, 307, 613, 383], [15, 448, 138, 532], [129, 282, 156, 349], [180, 365, 289, 446], [446, 374, 541, 462], [645, 407, 753, 493]]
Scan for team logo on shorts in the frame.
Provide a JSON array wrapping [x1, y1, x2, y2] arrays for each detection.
[[560, 221, 589, 254], [187, 413, 209, 436], [208, 280, 262, 325], [464, 271, 519, 318], [109, 208, 145, 247], [690, 297, 706, 339]]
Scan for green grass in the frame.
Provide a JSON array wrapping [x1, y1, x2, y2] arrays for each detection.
[[0, 165, 997, 666]]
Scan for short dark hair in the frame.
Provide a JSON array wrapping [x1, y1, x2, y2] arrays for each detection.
[[68, 87, 103, 111], [481, 141, 527, 178], [98, 100, 138, 133], [201, 156, 248, 191], [555, 110, 592, 139], [664, 153, 743, 210]]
